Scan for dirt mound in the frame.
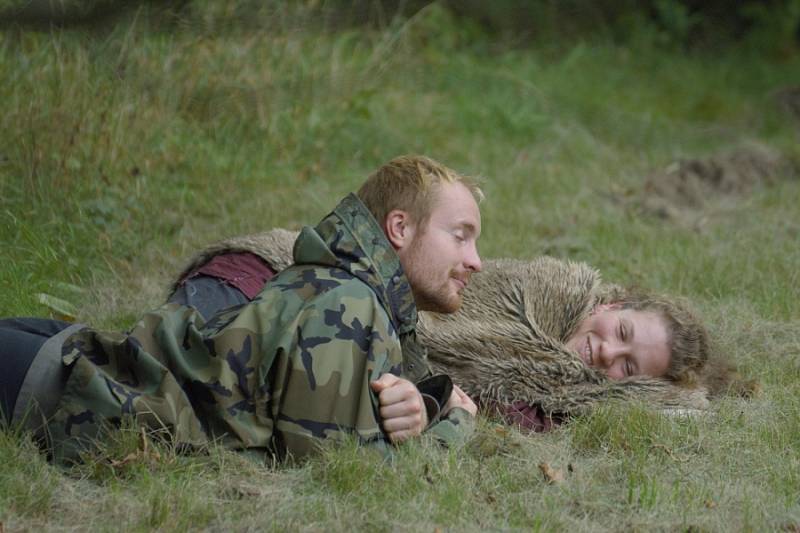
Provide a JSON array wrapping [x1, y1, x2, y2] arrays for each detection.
[[638, 142, 797, 223], [774, 85, 800, 124]]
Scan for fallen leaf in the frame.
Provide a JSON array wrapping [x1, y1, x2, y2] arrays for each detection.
[[704, 499, 717, 509], [493, 425, 510, 437], [109, 452, 140, 468], [107, 431, 162, 468], [53, 281, 85, 296], [424, 463, 434, 484], [36, 293, 78, 321], [538, 462, 564, 484], [139, 427, 152, 456], [231, 483, 265, 498]]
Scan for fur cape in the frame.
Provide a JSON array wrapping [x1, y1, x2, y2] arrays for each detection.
[[170, 228, 297, 295], [173, 229, 710, 416]]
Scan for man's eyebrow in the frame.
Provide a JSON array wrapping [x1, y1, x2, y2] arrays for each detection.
[[458, 221, 478, 235]]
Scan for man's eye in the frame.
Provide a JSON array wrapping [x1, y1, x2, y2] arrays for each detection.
[[625, 360, 633, 377]]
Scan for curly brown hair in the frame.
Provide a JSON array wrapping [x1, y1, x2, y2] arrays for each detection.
[[611, 291, 758, 397], [617, 294, 709, 382]]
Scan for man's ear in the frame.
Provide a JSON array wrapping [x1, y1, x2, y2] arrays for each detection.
[[384, 209, 415, 250]]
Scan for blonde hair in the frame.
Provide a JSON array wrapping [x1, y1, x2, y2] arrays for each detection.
[[357, 155, 483, 227]]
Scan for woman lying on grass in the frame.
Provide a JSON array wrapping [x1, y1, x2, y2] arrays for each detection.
[[169, 229, 735, 432]]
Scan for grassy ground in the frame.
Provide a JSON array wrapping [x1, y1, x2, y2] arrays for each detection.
[[1, 2, 799, 530]]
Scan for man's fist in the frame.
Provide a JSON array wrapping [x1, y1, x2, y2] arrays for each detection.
[[370, 374, 428, 443]]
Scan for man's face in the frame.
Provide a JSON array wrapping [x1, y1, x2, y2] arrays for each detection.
[[400, 181, 482, 313], [565, 307, 671, 380]]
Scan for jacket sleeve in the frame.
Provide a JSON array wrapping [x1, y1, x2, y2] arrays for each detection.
[[416, 374, 475, 447], [258, 280, 402, 459], [267, 278, 477, 458], [423, 407, 475, 447]]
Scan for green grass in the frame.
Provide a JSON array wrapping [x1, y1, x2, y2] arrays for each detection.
[[2, 2, 800, 530]]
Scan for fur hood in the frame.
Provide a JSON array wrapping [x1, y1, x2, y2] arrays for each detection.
[[173, 229, 710, 415]]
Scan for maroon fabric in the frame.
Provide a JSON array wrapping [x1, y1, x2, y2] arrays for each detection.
[[485, 400, 563, 433], [189, 252, 276, 299]]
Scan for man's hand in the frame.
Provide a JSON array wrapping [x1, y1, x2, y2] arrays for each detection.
[[370, 374, 428, 443], [443, 384, 477, 417]]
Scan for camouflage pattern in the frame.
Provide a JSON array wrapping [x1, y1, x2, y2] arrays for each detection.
[[46, 193, 472, 462]]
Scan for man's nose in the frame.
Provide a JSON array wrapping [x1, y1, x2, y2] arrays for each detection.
[[465, 242, 482, 273]]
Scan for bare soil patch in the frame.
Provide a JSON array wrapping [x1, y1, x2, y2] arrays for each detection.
[[636, 142, 797, 226], [773, 85, 800, 125]]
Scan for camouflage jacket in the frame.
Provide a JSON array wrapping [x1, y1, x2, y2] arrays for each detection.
[[46, 194, 472, 462]]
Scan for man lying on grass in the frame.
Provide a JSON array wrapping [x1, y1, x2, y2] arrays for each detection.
[[167, 234, 743, 432], [0, 155, 482, 462]]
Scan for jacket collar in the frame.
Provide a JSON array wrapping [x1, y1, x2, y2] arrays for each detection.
[[293, 193, 417, 335]]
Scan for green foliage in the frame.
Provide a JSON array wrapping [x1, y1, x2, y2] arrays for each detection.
[[651, 0, 700, 47], [443, 0, 800, 52], [741, 0, 800, 56]]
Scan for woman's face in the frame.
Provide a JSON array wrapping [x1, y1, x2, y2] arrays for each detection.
[[566, 306, 671, 380]]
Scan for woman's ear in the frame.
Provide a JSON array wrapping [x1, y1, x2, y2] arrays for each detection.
[[384, 209, 415, 250]]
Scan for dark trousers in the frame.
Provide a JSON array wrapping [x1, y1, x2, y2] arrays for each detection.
[[0, 318, 72, 424], [167, 275, 250, 321], [0, 276, 247, 424]]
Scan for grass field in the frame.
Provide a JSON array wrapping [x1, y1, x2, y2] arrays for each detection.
[[1, 2, 800, 530]]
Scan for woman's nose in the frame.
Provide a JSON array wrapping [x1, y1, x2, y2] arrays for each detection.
[[598, 341, 625, 367]]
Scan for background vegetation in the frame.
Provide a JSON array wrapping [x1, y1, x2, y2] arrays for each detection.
[[1, 1, 799, 530]]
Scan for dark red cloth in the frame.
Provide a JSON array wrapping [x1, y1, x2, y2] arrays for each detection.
[[188, 252, 276, 299], [486, 400, 563, 433]]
